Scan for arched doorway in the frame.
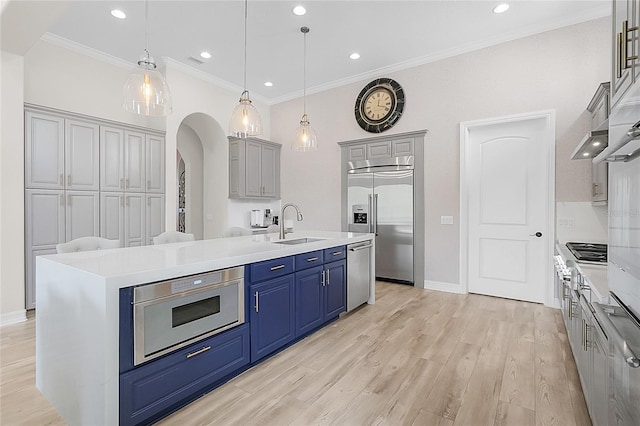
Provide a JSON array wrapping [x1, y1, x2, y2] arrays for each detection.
[[176, 113, 227, 239]]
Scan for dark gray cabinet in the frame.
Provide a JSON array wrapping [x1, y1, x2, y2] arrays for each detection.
[[228, 136, 281, 199]]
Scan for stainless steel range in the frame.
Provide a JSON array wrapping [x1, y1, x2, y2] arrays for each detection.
[[565, 242, 607, 264]]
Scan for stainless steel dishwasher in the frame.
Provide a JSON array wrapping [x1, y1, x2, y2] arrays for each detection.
[[347, 241, 373, 312]]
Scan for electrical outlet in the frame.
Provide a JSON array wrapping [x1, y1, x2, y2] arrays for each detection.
[[441, 216, 454, 225]]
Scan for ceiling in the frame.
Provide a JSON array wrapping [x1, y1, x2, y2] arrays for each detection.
[[42, 1, 610, 104]]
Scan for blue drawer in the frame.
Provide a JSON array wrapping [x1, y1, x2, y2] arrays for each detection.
[[249, 256, 295, 283], [295, 250, 324, 270], [323, 246, 346, 262], [120, 323, 250, 426]]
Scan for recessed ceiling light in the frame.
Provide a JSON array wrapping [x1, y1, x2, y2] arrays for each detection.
[[593, 141, 601, 146], [264, 81, 273, 87], [200, 51, 212, 59], [583, 152, 591, 157], [293, 5, 306, 16], [349, 53, 361, 60], [111, 9, 126, 19], [493, 3, 510, 14]]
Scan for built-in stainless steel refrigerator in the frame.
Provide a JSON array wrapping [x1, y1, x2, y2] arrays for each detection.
[[347, 168, 413, 283]]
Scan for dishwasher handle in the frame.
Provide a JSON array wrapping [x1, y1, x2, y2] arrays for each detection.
[[349, 243, 372, 252]]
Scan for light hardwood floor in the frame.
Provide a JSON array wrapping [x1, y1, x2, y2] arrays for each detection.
[[0, 282, 590, 426]]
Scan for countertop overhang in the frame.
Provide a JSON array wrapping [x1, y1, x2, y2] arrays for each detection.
[[40, 231, 375, 288]]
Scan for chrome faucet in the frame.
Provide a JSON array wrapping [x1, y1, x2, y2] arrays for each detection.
[[280, 203, 303, 239]]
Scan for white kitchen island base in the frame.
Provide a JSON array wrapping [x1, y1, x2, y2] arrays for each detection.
[[35, 231, 374, 425]]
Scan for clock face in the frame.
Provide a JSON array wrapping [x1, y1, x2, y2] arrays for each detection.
[[355, 78, 405, 133]]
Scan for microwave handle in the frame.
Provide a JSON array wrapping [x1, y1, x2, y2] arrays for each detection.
[[593, 302, 640, 368]]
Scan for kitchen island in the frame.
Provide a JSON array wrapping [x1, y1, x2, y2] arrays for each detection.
[[35, 231, 374, 425]]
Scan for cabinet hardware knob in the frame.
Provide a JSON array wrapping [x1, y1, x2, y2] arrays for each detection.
[[255, 291, 259, 312], [147, 180, 151, 190], [617, 32, 623, 79], [270, 265, 285, 271], [307, 257, 319, 262], [60, 174, 64, 185], [120, 178, 125, 189], [67, 174, 72, 186], [126, 178, 129, 189], [60, 194, 64, 206], [186, 346, 211, 359], [332, 251, 343, 256], [321, 270, 325, 286], [126, 196, 130, 207]]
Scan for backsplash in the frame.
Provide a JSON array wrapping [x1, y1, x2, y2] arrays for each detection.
[[227, 199, 281, 228], [556, 201, 608, 243]]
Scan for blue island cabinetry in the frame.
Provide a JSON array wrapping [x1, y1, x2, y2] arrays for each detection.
[[119, 245, 347, 425]]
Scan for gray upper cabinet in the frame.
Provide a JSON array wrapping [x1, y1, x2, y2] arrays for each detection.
[[65, 120, 100, 191], [124, 131, 146, 192], [25, 111, 65, 190], [592, 161, 608, 204], [612, 0, 639, 107], [228, 137, 281, 199], [145, 134, 165, 193], [367, 141, 392, 159], [100, 127, 125, 191]]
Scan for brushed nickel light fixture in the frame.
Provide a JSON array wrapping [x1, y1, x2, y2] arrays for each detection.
[[292, 26, 317, 152], [229, 0, 262, 137], [122, 0, 172, 116]]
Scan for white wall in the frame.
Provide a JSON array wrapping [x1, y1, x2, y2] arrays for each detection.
[[270, 17, 610, 286], [0, 51, 26, 324]]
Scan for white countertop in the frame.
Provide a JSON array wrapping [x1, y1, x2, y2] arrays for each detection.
[[40, 230, 374, 288]]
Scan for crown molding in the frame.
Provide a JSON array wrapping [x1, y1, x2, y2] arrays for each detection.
[[161, 57, 270, 105], [41, 33, 134, 69], [269, 6, 611, 105]]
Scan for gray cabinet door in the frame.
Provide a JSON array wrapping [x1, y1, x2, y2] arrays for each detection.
[[146, 134, 165, 193], [245, 141, 262, 197], [100, 192, 124, 246], [392, 138, 414, 157], [100, 127, 125, 191], [25, 189, 65, 309], [146, 193, 165, 245], [261, 144, 279, 198], [25, 111, 64, 189], [590, 321, 608, 426], [65, 191, 100, 241], [65, 119, 100, 191], [124, 131, 145, 192], [367, 141, 392, 159], [229, 141, 241, 198], [347, 144, 366, 161], [125, 193, 146, 247]]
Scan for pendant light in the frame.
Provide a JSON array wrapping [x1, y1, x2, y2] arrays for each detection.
[[122, 0, 172, 116], [292, 26, 317, 152], [229, 0, 262, 137]]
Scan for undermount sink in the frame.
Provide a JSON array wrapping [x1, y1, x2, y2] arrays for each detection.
[[271, 237, 327, 245]]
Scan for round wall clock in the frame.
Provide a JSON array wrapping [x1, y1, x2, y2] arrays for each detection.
[[354, 78, 405, 133]]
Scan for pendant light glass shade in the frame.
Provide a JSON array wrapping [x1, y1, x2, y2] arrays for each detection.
[[122, 52, 172, 116], [292, 26, 317, 152], [229, 0, 262, 137], [292, 114, 318, 151], [122, 0, 172, 116], [229, 90, 262, 137]]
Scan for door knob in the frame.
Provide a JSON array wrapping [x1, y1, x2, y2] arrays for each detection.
[[530, 232, 543, 238]]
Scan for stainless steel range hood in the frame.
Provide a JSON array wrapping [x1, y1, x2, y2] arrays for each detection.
[[570, 129, 608, 160]]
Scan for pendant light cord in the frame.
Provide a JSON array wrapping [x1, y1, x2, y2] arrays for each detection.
[[243, 0, 248, 92], [144, 0, 149, 58], [303, 29, 307, 115]]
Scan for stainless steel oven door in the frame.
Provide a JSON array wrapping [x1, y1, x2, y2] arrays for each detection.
[[133, 269, 244, 365]]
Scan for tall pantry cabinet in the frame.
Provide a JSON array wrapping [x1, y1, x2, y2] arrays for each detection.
[[24, 106, 166, 309]]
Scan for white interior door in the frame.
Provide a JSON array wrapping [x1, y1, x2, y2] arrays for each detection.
[[461, 111, 554, 303]]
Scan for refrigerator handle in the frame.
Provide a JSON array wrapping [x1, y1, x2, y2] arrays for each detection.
[[368, 194, 373, 233], [373, 193, 379, 236]]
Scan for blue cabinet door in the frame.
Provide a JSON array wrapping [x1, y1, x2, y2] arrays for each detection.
[[325, 260, 346, 319], [249, 274, 295, 362], [295, 265, 324, 337]]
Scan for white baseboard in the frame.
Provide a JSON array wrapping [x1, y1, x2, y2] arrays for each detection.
[[424, 280, 466, 294], [1, 310, 27, 326]]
